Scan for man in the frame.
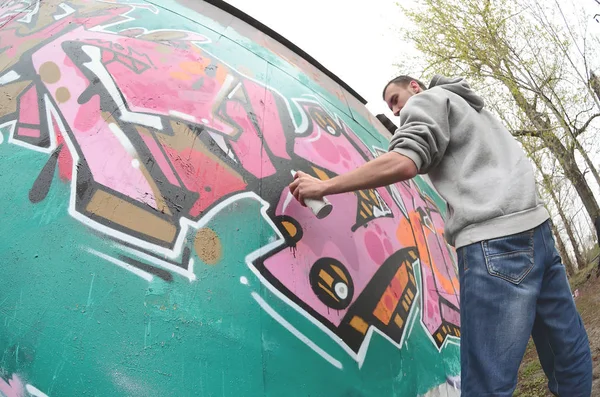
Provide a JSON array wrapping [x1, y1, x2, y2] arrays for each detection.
[[289, 75, 592, 396]]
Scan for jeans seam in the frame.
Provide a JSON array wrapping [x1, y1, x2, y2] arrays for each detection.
[[547, 337, 559, 395], [541, 220, 549, 259]]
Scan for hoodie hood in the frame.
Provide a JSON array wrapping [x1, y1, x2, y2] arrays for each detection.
[[429, 74, 485, 112]]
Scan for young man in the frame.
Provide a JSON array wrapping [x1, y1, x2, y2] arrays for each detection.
[[289, 75, 592, 396]]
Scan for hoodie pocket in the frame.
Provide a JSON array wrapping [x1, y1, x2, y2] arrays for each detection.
[[482, 229, 534, 285]]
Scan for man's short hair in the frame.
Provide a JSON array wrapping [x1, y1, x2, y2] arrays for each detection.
[[382, 75, 428, 99]]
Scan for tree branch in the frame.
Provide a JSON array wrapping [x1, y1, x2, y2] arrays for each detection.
[[512, 129, 541, 137], [574, 113, 600, 137]]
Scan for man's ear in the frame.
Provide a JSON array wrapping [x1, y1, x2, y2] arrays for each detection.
[[410, 80, 421, 93]]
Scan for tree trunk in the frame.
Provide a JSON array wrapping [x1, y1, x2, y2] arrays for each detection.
[[504, 72, 600, 224], [590, 71, 600, 102], [574, 138, 600, 191], [548, 218, 576, 276], [550, 193, 587, 270], [532, 160, 588, 270]]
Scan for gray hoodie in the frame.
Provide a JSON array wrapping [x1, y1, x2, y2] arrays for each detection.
[[389, 75, 549, 248]]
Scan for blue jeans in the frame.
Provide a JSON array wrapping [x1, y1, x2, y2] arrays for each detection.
[[457, 220, 592, 396]]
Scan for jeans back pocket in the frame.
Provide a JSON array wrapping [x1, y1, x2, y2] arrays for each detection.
[[482, 229, 534, 284]]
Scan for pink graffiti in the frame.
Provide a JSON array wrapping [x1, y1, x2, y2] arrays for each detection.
[[0, 374, 25, 397], [0, 0, 460, 353]]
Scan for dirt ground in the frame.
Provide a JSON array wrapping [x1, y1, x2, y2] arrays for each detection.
[[514, 259, 600, 396]]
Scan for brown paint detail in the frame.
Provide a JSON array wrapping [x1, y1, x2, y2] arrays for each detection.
[[402, 300, 409, 311], [349, 316, 369, 335], [137, 159, 173, 217], [161, 120, 243, 180], [311, 167, 330, 181], [281, 221, 297, 237], [0, 81, 31, 118], [330, 264, 348, 283], [86, 190, 177, 244], [318, 269, 334, 287], [436, 333, 444, 343], [407, 288, 414, 299], [162, 120, 202, 151], [40, 62, 61, 84], [55, 87, 71, 103], [194, 228, 222, 265], [394, 313, 404, 328]]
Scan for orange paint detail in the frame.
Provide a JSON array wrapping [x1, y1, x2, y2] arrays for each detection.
[[394, 314, 404, 328], [373, 263, 411, 325], [330, 265, 348, 283], [180, 61, 205, 75], [170, 71, 191, 81], [318, 269, 334, 287], [349, 316, 369, 335], [395, 216, 416, 248]]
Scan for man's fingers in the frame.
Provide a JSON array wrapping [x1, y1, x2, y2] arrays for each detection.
[[297, 191, 306, 207], [289, 179, 300, 192]]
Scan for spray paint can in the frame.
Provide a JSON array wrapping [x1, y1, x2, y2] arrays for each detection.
[[291, 170, 333, 219], [304, 196, 333, 219]]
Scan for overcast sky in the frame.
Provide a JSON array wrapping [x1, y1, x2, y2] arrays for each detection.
[[224, 0, 600, 123]]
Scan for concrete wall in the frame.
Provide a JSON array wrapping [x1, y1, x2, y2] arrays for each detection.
[[0, 1, 461, 396]]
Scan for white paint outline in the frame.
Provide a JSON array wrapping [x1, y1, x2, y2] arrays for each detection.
[[5, 6, 460, 365], [0, 70, 21, 85], [251, 292, 342, 369], [81, 45, 164, 130], [169, 110, 196, 123], [25, 384, 49, 397], [17, 0, 40, 23], [53, 3, 76, 20], [86, 247, 154, 282], [117, 244, 196, 282]]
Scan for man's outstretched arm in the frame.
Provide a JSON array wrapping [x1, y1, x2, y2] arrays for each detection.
[[289, 151, 417, 206]]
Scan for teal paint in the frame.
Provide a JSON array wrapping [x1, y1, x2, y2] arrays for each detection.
[[0, 1, 460, 396]]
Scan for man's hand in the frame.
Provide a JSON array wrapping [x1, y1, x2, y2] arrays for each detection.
[[288, 152, 417, 207], [288, 171, 329, 207]]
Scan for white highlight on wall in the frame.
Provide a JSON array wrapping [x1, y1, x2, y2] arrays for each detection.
[[169, 110, 196, 123], [240, 276, 249, 285], [25, 384, 49, 397], [0, 70, 21, 85], [251, 292, 343, 369], [53, 3, 76, 20], [17, 0, 40, 23], [86, 247, 154, 282]]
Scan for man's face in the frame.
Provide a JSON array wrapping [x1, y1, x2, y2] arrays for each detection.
[[384, 81, 420, 116]]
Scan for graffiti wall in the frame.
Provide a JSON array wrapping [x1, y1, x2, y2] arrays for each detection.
[[0, 1, 460, 396]]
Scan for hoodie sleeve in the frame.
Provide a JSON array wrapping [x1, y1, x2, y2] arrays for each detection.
[[388, 90, 451, 174]]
